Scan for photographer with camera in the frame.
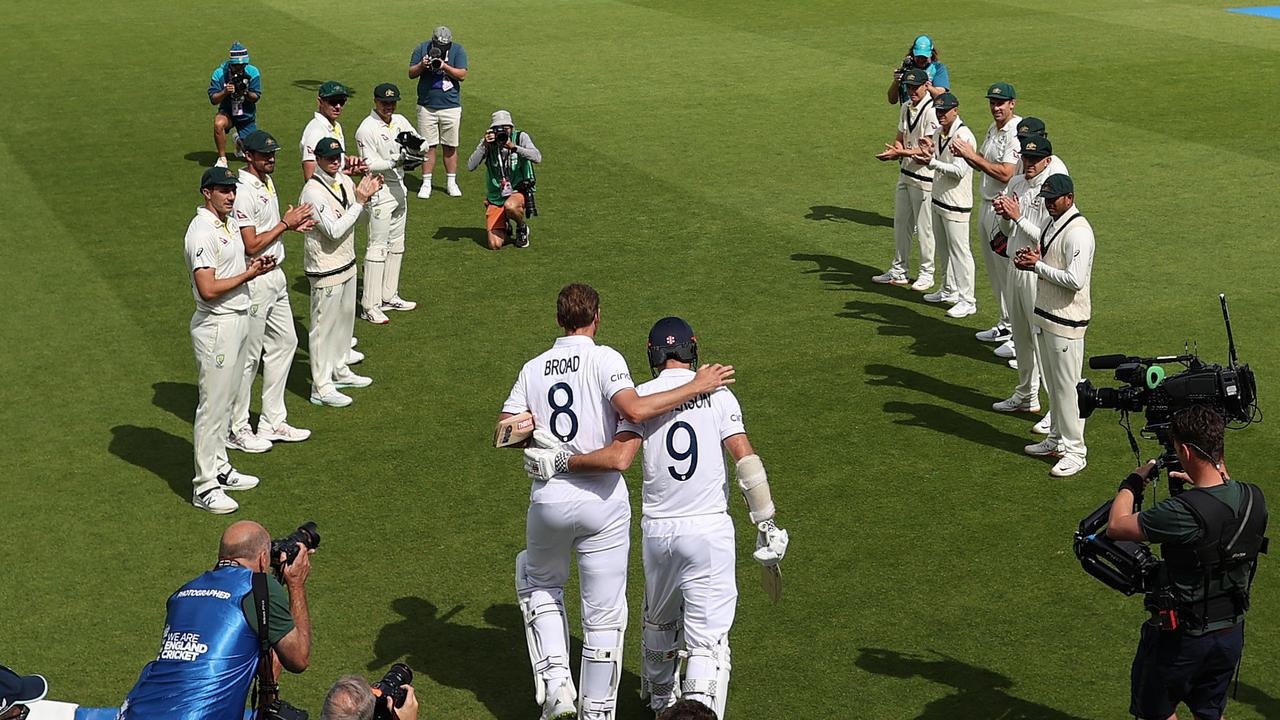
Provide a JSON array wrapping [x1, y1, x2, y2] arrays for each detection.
[[208, 42, 262, 168], [321, 670, 418, 720], [1013, 175, 1094, 477], [409, 26, 468, 199], [355, 83, 422, 324], [886, 34, 949, 105], [1105, 405, 1267, 720], [467, 110, 541, 250], [119, 521, 314, 719]]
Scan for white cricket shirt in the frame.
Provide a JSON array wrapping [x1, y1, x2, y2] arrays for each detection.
[[978, 114, 1022, 200], [502, 335, 636, 503], [898, 93, 939, 188], [355, 110, 416, 204], [617, 368, 746, 520], [184, 207, 249, 314], [300, 112, 347, 169], [233, 169, 284, 264]]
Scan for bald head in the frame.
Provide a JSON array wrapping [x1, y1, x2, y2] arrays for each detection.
[[219, 521, 270, 563]]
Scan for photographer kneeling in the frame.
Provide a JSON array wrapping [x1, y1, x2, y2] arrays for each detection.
[[119, 521, 314, 719], [322, 671, 418, 720], [1106, 406, 1268, 720], [466, 110, 541, 250]]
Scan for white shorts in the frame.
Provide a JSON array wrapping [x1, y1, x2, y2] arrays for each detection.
[[641, 514, 737, 649], [525, 497, 631, 628], [416, 105, 461, 148]]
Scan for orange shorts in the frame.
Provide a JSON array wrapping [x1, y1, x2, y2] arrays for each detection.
[[485, 201, 508, 235]]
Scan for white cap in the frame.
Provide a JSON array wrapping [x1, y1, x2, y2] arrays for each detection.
[[490, 110, 513, 127]]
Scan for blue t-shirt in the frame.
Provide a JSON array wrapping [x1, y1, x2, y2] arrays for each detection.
[[928, 61, 950, 90], [410, 42, 468, 109], [208, 62, 262, 121]]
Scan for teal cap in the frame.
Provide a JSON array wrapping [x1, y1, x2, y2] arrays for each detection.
[[318, 80, 350, 99], [986, 82, 1015, 100], [200, 166, 238, 189], [911, 35, 933, 57]]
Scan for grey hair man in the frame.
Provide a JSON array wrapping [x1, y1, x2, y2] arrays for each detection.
[[322, 674, 418, 720]]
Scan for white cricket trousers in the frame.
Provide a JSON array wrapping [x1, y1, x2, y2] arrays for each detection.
[[190, 310, 249, 494], [889, 179, 935, 280], [309, 276, 356, 396], [231, 268, 296, 431], [523, 497, 631, 717], [978, 202, 1011, 330], [363, 196, 407, 311], [931, 205, 974, 305], [1005, 265, 1041, 400], [641, 514, 737, 710], [1036, 328, 1088, 460]]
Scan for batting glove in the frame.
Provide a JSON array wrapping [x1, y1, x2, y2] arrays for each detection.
[[753, 520, 789, 567], [523, 446, 570, 482]]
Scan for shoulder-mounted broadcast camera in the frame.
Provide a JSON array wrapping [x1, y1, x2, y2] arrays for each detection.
[[1073, 296, 1264, 617]]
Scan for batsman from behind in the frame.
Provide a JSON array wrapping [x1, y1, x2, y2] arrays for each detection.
[[525, 317, 788, 718], [497, 284, 735, 720]]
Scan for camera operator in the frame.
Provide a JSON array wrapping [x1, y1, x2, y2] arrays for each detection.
[[1106, 406, 1268, 720], [886, 34, 950, 105], [208, 42, 262, 168], [321, 675, 418, 720], [1013, 175, 1093, 477], [467, 110, 541, 250], [120, 521, 314, 719], [409, 26, 468, 199]]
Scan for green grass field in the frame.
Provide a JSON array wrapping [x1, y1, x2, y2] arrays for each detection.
[[4, 0, 1280, 717]]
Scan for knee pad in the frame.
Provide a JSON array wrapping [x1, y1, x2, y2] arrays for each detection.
[[680, 636, 731, 719], [640, 614, 682, 711], [515, 551, 571, 706], [579, 600, 626, 720]]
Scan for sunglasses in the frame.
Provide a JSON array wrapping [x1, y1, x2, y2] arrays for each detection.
[[325, 97, 348, 107]]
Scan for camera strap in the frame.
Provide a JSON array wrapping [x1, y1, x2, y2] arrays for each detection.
[[251, 571, 277, 719]]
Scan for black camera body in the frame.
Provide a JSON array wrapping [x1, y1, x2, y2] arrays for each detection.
[[263, 698, 309, 720], [426, 45, 446, 72], [227, 62, 251, 97], [271, 522, 320, 575], [371, 663, 413, 720], [493, 128, 511, 145]]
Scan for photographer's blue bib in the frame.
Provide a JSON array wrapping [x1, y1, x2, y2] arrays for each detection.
[[119, 566, 260, 720]]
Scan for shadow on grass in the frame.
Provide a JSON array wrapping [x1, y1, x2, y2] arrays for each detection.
[[804, 205, 893, 227], [881, 401, 1031, 457], [184, 151, 222, 167], [433, 226, 489, 249], [370, 597, 646, 720], [153, 381, 197, 424], [109, 425, 191, 501], [1237, 681, 1280, 719], [856, 647, 1090, 720]]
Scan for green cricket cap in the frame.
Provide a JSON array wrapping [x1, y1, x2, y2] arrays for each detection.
[[1019, 135, 1053, 159], [200, 166, 238, 189], [373, 83, 401, 102], [314, 137, 343, 158], [242, 130, 280, 154], [933, 92, 959, 112], [1017, 117, 1048, 138], [318, 80, 350, 98], [986, 82, 1016, 100], [1039, 174, 1074, 198], [901, 68, 929, 86]]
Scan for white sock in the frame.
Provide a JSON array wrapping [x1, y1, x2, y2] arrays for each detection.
[[446, 173, 457, 185]]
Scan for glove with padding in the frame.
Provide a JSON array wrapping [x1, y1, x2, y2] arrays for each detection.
[[753, 519, 789, 567], [523, 430, 570, 482]]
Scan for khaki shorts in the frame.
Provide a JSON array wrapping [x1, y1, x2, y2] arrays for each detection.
[[416, 105, 461, 147]]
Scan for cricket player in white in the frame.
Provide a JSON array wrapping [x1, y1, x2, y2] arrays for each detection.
[[300, 81, 367, 181], [873, 67, 940, 290], [527, 317, 789, 718], [185, 167, 275, 514], [950, 82, 1020, 345], [917, 93, 978, 318], [498, 285, 735, 720], [991, 135, 1065, 417], [355, 83, 420, 324], [299, 138, 383, 407], [227, 130, 316, 450], [1015, 174, 1094, 477]]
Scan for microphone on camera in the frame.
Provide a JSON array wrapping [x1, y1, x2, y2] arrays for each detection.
[[1088, 354, 1133, 370]]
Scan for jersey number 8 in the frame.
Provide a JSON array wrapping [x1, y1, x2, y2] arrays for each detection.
[[548, 382, 578, 442], [665, 421, 699, 482]]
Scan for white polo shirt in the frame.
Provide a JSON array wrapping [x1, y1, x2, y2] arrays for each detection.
[[184, 207, 249, 314], [618, 369, 746, 520], [978, 114, 1022, 200], [898, 93, 940, 189], [355, 110, 417, 204], [300, 112, 347, 170], [232, 169, 284, 264], [502, 335, 636, 504]]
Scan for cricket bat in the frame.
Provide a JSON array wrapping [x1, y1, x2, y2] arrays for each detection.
[[494, 412, 535, 448], [761, 564, 782, 604]]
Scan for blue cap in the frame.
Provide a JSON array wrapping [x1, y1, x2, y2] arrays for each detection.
[[911, 35, 933, 58], [0, 665, 48, 713], [646, 316, 698, 371], [228, 42, 249, 64]]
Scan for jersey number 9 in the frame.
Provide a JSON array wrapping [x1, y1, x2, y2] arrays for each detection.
[[665, 421, 699, 482]]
